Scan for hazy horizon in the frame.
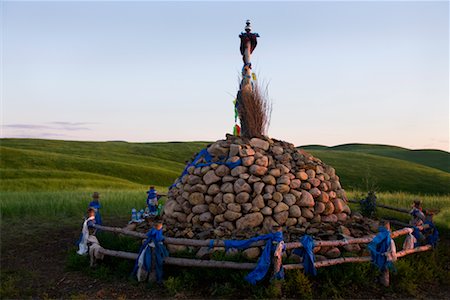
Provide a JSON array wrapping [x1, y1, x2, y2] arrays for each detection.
[[2, 1, 449, 151]]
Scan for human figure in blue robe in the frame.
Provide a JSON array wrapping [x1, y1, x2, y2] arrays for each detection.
[[146, 186, 158, 215], [88, 192, 102, 225]]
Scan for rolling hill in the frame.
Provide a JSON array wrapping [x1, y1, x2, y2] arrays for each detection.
[[1, 139, 449, 194], [300, 143, 450, 173]]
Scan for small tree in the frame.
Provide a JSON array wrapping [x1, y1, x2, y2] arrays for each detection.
[[360, 191, 377, 218]]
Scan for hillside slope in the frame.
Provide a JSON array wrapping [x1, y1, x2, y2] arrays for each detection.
[[1, 139, 449, 194], [301, 143, 450, 173], [304, 149, 450, 194]]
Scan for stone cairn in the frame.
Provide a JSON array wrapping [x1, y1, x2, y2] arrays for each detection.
[[161, 21, 379, 259]]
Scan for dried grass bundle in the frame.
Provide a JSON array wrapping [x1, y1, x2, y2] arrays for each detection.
[[237, 82, 272, 138]]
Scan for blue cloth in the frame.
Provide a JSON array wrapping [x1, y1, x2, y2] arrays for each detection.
[[133, 228, 169, 282], [412, 226, 421, 247], [89, 201, 102, 225], [293, 235, 317, 276], [224, 231, 284, 285], [424, 221, 439, 248], [147, 188, 157, 206], [368, 227, 393, 271], [170, 148, 242, 188]]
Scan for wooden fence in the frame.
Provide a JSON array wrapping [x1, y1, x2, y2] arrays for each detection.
[[92, 223, 432, 286]]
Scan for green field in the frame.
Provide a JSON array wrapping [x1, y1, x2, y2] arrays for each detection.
[[1, 138, 449, 194]]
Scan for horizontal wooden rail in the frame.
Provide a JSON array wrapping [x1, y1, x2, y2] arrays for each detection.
[[99, 244, 432, 271], [99, 248, 257, 270], [348, 199, 411, 214], [95, 224, 429, 251]]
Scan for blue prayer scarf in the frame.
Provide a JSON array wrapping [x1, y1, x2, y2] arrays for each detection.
[[224, 231, 284, 285], [133, 228, 169, 282], [293, 235, 317, 276], [368, 227, 393, 271]]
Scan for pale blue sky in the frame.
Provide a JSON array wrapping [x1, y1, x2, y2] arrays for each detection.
[[2, 1, 449, 151]]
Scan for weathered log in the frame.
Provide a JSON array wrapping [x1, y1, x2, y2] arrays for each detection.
[[396, 245, 432, 258], [348, 199, 410, 214], [98, 248, 257, 270], [283, 256, 371, 270]]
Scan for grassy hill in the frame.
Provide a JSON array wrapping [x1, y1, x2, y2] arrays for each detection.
[[0, 139, 208, 191], [301, 143, 450, 173], [1, 138, 449, 194]]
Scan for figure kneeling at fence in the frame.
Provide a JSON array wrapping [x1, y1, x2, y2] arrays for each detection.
[[133, 217, 169, 283]]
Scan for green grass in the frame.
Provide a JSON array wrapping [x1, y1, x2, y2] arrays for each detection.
[[0, 190, 166, 219], [301, 143, 450, 173], [0, 139, 208, 191], [307, 150, 450, 194], [2, 138, 449, 195]]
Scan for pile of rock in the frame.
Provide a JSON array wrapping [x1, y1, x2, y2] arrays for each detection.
[[163, 134, 352, 241]]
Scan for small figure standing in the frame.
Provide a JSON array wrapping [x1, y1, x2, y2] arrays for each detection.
[[89, 192, 102, 225], [146, 186, 158, 216], [77, 208, 96, 255], [409, 199, 425, 227]]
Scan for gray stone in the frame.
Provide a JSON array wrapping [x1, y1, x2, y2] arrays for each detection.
[[269, 168, 281, 177], [236, 212, 264, 230], [297, 190, 314, 207], [242, 156, 255, 167], [189, 193, 205, 205], [252, 194, 265, 209], [215, 165, 230, 177], [231, 166, 248, 177], [253, 182, 265, 195], [273, 211, 289, 225], [306, 169, 316, 179], [207, 184, 220, 195], [277, 175, 291, 185], [276, 184, 290, 194], [301, 207, 314, 219], [191, 184, 207, 193], [229, 144, 241, 157], [239, 147, 256, 157], [243, 247, 261, 260], [308, 178, 321, 187], [290, 179, 301, 189], [268, 200, 277, 208], [224, 210, 242, 221], [222, 175, 235, 182], [261, 206, 273, 215], [255, 156, 269, 167], [274, 202, 289, 213], [227, 203, 241, 213], [262, 175, 276, 185], [223, 193, 235, 204], [203, 170, 221, 185], [314, 202, 326, 214], [285, 218, 297, 227], [283, 193, 296, 206], [192, 204, 209, 214], [272, 192, 283, 202], [220, 182, 234, 193], [208, 203, 218, 215], [199, 211, 213, 222], [264, 185, 275, 194], [241, 203, 253, 213], [288, 205, 301, 218], [249, 165, 268, 176], [272, 145, 283, 155], [187, 175, 202, 185], [250, 138, 270, 150], [309, 187, 321, 198], [321, 214, 338, 223], [234, 179, 252, 193], [207, 143, 229, 157], [235, 192, 250, 203], [248, 175, 261, 184], [213, 192, 223, 204]]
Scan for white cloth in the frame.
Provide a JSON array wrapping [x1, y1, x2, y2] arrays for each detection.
[[136, 244, 151, 282], [88, 235, 104, 266], [77, 216, 95, 255], [385, 239, 397, 262], [402, 228, 417, 250]]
